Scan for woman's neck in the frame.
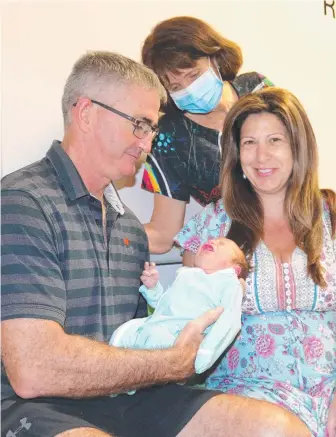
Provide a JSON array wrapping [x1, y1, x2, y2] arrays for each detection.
[[260, 192, 287, 221], [218, 80, 239, 111]]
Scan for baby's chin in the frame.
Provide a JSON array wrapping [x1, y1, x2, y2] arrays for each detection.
[[194, 259, 232, 272], [193, 257, 204, 269]]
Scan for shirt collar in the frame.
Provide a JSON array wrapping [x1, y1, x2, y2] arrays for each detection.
[[46, 140, 124, 215], [103, 183, 124, 215]]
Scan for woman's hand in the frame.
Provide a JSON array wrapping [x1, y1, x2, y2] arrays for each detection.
[[327, 394, 336, 437]]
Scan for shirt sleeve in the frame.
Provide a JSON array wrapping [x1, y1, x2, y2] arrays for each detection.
[[233, 72, 274, 97], [174, 200, 231, 253], [255, 72, 274, 89], [1, 189, 66, 325], [323, 200, 336, 254], [141, 116, 191, 202], [139, 282, 165, 309]]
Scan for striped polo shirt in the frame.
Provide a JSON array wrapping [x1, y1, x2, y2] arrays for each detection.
[[1, 141, 149, 400]]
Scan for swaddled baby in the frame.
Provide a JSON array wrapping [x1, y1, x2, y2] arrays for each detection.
[[110, 237, 248, 375]]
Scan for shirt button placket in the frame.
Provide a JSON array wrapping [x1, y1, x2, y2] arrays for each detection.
[[283, 263, 292, 312]]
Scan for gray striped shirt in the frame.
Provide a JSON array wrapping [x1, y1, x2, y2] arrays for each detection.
[[1, 141, 148, 400]]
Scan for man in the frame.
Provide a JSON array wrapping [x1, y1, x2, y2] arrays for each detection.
[[1, 51, 310, 437]]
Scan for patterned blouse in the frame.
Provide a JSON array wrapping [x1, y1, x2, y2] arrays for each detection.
[[175, 199, 336, 436], [141, 72, 273, 206]]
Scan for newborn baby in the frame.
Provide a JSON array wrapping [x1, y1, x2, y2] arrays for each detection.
[[110, 237, 248, 375]]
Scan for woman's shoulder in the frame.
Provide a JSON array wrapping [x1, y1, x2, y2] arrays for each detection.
[[149, 111, 192, 164], [322, 191, 336, 239], [157, 110, 191, 135], [232, 72, 274, 97]]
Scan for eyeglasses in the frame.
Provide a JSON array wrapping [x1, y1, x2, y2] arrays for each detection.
[[90, 99, 159, 140]]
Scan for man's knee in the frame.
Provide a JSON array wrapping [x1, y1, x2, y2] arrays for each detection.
[[55, 428, 113, 437], [186, 394, 311, 437]]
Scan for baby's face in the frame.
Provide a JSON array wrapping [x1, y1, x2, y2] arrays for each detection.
[[194, 238, 239, 273]]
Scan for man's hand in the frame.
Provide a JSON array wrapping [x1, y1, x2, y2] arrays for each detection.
[[140, 262, 159, 289], [173, 307, 224, 379], [327, 394, 336, 437]]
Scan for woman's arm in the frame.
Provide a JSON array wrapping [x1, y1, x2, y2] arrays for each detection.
[[183, 250, 196, 267], [144, 194, 186, 254]]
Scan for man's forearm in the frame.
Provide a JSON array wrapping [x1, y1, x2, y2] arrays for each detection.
[[37, 335, 185, 397], [2, 319, 188, 399]]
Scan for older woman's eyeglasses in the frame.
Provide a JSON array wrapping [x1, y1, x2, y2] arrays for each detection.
[[90, 99, 158, 140]]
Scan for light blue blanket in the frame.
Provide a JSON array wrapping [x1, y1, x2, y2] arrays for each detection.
[[110, 267, 243, 374]]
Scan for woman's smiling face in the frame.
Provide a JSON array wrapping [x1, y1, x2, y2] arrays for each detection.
[[239, 112, 293, 198]]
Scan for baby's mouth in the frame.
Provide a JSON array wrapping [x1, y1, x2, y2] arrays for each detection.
[[201, 243, 214, 252]]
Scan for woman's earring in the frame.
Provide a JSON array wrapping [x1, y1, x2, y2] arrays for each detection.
[[243, 173, 247, 179]]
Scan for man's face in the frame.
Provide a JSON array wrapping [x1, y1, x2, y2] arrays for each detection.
[[88, 83, 160, 181]]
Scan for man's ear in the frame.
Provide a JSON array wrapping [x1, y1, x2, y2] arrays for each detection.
[[233, 265, 242, 277], [72, 97, 92, 133]]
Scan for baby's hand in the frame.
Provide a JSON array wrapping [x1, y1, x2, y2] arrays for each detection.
[[140, 262, 159, 289]]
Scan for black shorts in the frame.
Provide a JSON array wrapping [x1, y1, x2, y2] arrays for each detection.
[[1, 385, 219, 437]]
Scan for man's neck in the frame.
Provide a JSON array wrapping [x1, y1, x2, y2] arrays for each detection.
[[62, 134, 109, 199]]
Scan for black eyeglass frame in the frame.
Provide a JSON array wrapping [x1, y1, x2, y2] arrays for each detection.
[[73, 99, 159, 139]]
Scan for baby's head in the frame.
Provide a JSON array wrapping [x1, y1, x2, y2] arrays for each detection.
[[194, 237, 249, 279]]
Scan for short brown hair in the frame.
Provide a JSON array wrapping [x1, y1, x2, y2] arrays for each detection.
[[142, 16, 242, 88]]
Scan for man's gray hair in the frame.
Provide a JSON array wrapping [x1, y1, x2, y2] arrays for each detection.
[[62, 51, 167, 126]]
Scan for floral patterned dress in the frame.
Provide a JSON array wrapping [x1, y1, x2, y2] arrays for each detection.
[[175, 199, 336, 436]]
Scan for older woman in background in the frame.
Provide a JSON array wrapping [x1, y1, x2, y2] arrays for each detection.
[[141, 16, 273, 253], [176, 87, 336, 436]]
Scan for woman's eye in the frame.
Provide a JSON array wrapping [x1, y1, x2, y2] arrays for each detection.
[[270, 137, 281, 143], [187, 69, 199, 79], [241, 140, 254, 147]]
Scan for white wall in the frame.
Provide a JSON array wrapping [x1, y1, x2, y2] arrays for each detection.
[[1, 0, 336, 286]]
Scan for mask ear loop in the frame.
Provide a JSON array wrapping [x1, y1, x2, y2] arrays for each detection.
[[209, 56, 223, 82]]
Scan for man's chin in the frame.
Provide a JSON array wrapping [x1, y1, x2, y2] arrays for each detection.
[[113, 166, 137, 185]]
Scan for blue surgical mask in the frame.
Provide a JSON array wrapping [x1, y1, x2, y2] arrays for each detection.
[[170, 59, 224, 114]]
